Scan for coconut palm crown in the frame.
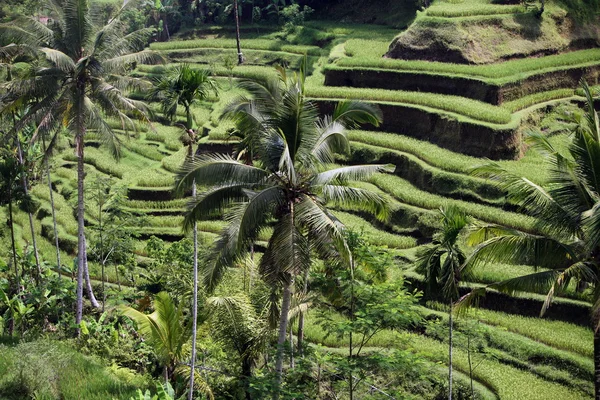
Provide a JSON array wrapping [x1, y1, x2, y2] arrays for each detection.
[[175, 67, 391, 292], [458, 81, 600, 397], [174, 64, 392, 389]]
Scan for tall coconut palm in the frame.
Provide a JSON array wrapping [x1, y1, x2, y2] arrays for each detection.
[[458, 81, 600, 398], [175, 64, 390, 396], [0, 0, 163, 329], [150, 63, 217, 398], [415, 205, 470, 400]]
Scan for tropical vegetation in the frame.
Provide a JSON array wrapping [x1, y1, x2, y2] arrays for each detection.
[[0, 0, 599, 398]]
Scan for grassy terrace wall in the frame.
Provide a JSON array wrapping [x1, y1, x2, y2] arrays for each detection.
[[315, 99, 521, 159], [324, 64, 600, 104]]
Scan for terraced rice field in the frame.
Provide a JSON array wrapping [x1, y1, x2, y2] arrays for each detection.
[[4, 0, 598, 396]]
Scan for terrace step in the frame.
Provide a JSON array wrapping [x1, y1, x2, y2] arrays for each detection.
[[315, 99, 520, 160], [324, 64, 600, 105]]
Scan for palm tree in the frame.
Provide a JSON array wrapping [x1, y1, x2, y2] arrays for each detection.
[[122, 292, 214, 399], [149, 64, 217, 131], [415, 206, 469, 400], [175, 64, 390, 395], [0, 0, 163, 329], [458, 80, 600, 398], [121, 292, 189, 383], [207, 295, 271, 400], [150, 63, 217, 399]]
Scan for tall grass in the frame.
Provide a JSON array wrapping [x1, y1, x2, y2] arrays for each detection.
[[149, 38, 322, 55], [468, 308, 593, 357], [0, 341, 143, 399], [332, 210, 417, 249], [503, 89, 576, 112], [370, 173, 536, 231], [339, 43, 600, 84], [425, 2, 525, 17], [348, 130, 561, 185], [307, 86, 512, 124]]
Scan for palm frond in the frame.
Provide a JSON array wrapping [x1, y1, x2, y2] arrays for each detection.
[[466, 225, 576, 270], [332, 100, 382, 128], [319, 184, 389, 221], [312, 164, 394, 186], [310, 118, 349, 164], [175, 154, 268, 195], [103, 50, 165, 74], [40, 48, 75, 72], [260, 209, 310, 285]]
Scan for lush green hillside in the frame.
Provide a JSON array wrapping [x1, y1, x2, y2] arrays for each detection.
[[1, 0, 599, 398]]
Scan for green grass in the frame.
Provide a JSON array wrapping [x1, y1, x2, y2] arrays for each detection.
[[349, 142, 505, 203], [339, 44, 600, 84], [467, 307, 593, 357], [406, 332, 588, 399], [370, 173, 536, 231], [348, 129, 566, 185], [149, 38, 322, 55], [136, 63, 278, 84], [0, 340, 144, 400], [502, 89, 576, 112], [331, 210, 417, 249], [424, 1, 525, 17], [307, 86, 512, 124]]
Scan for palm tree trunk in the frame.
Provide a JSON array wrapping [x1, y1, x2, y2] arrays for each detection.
[[289, 327, 294, 369], [595, 322, 600, 400], [99, 200, 105, 311], [15, 137, 40, 277], [233, 0, 244, 64], [468, 334, 474, 399], [83, 238, 100, 309], [242, 357, 253, 400], [75, 132, 86, 331], [449, 302, 453, 400], [297, 269, 309, 356], [7, 190, 19, 286], [188, 178, 199, 400], [349, 258, 355, 400], [274, 276, 294, 398], [43, 136, 61, 281]]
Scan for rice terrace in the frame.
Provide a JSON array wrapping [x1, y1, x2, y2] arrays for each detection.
[[0, 0, 599, 398]]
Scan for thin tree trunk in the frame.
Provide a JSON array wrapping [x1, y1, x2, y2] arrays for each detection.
[[468, 334, 475, 399], [43, 136, 61, 281], [83, 238, 100, 309], [289, 326, 294, 369], [75, 131, 86, 332], [7, 192, 19, 287], [99, 198, 105, 311], [188, 177, 199, 400], [595, 323, 600, 400], [297, 269, 309, 356], [349, 258, 355, 400], [233, 0, 244, 64], [15, 137, 40, 277], [274, 277, 294, 399], [449, 303, 453, 400], [242, 357, 253, 400]]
